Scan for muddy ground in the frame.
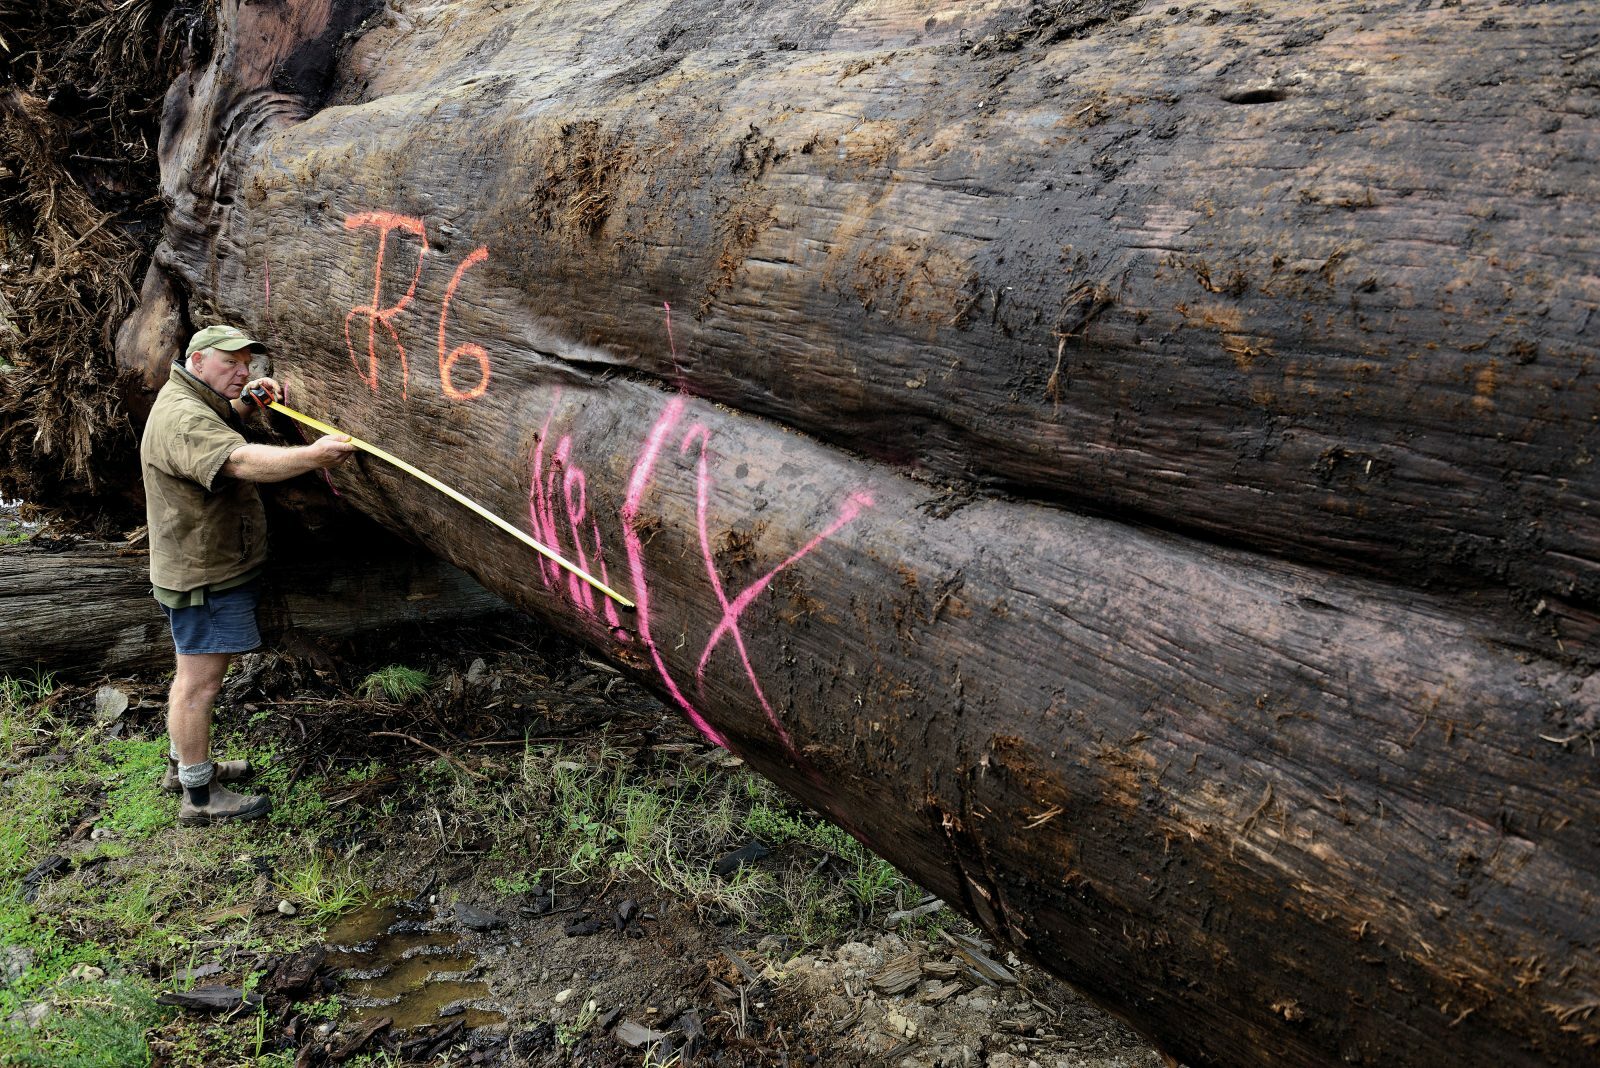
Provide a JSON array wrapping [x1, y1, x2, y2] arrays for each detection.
[[2, 610, 1166, 1067]]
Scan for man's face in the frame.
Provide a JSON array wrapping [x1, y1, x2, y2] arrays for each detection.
[[189, 347, 254, 398]]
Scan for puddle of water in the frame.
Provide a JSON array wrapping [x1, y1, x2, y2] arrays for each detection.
[[323, 899, 507, 1031]]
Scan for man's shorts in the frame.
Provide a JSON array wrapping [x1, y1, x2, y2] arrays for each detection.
[[161, 580, 262, 656]]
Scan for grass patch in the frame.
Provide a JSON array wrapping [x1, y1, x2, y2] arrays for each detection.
[[0, 673, 352, 1067], [276, 854, 369, 926], [0, 977, 164, 1067], [1, 670, 57, 758], [0, 674, 169, 1067], [449, 735, 924, 945], [0, 638, 949, 1066], [89, 738, 174, 839], [357, 665, 431, 703]]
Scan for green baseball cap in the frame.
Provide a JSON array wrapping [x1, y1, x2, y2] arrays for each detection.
[[185, 324, 265, 358]]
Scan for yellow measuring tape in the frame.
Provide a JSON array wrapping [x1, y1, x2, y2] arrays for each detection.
[[264, 399, 636, 610]]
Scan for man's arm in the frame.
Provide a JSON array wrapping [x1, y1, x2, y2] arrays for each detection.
[[222, 434, 355, 483]]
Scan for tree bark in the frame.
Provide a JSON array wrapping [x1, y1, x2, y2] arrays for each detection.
[[0, 534, 510, 678], [114, 2, 1600, 1066]]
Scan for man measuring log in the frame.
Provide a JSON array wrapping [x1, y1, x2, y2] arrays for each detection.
[[139, 325, 355, 825]]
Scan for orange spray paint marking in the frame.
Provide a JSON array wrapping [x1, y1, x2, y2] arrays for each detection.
[[439, 246, 491, 400], [344, 211, 428, 399]]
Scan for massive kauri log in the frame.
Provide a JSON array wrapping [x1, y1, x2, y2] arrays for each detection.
[[117, 2, 1599, 1066]]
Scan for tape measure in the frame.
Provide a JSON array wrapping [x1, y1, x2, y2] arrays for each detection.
[[252, 390, 635, 610]]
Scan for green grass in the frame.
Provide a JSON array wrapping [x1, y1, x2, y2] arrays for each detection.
[[88, 738, 173, 839], [276, 854, 369, 925], [448, 735, 925, 945], [0, 661, 941, 1065], [0, 978, 163, 1067], [0, 674, 170, 1066], [357, 665, 432, 703], [0, 674, 362, 1067], [1, 670, 56, 757]]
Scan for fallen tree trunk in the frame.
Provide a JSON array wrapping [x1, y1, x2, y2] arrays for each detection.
[[0, 533, 510, 678], [112, 2, 1599, 1066]]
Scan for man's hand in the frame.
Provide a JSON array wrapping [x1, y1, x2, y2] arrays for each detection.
[[245, 377, 283, 405], [224, 434, 355, 482], [233, 376, 284, 418], [306, 434, 356, 468]]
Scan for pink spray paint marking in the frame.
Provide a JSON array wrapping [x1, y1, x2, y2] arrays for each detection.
[[679, 426, 872, 752], [622, 398, 731, 748], [563, 465, 597, 615], [523, 382, 874, 759], [526, 391, 621, 631], [528, 397, 566, 591]]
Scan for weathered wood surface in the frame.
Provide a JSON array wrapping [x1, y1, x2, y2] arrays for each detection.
[[0, 535, 510, 677], [118, 2, 1600, 1066]]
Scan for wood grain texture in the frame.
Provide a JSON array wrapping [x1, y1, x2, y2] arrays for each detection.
[[115, 2, 1600, 1065]]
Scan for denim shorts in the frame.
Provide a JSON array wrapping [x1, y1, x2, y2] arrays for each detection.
[[161, 580, 262, 655]]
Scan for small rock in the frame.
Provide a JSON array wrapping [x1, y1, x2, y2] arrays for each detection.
[[885, 1009, 916, 1038], [455, 903, 505, 931], [614, 1019, 667, 1048], [466, 658, 488, 684], [277, 900, 297, 916], [67, 964, 104, 982], [563, 915, 604, 937], [93, 686, 129, 725], [1, 946, 34, 984], [835, 942, 882, 970], [89, 827, 114, 841], [172, 963, 222, 985], [20, 1002, 51, 1028], [553, 988, 574, 1004]]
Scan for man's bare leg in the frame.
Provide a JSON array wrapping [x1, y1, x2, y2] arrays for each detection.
[[168, 652, 231, 766], [168, 651, 270, 824]]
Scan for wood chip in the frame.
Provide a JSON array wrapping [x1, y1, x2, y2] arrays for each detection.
[[871, 951, 922, 995], [942, 932, 1018, 985], [155, 985, 263, 1013], [921, 981, 963, 1005], [920, 960, 959, 980]]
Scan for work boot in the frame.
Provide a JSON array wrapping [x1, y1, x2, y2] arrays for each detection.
[[162, 757, 250, 794], [177, 781, 271, 826]]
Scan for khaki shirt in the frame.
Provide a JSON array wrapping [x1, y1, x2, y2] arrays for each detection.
[[140, 362, 268, 593]]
